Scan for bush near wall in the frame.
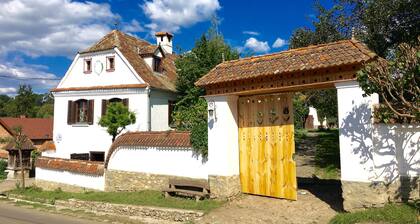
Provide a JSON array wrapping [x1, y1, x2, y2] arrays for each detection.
[[0, 160, 7, 180]]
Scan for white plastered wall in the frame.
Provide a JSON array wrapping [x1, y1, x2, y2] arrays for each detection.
[[36, 167, 104, 191], [108, 147, 208, 179], [205, 95, 239, 177], [370, 124, 420, 182], [150, 90, 177, 131]]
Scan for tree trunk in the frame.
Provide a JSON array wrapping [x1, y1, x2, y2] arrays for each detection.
[[18, 148, 25, 188]]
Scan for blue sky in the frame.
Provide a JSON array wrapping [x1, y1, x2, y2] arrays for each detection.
[[0, 0, 334, 94]]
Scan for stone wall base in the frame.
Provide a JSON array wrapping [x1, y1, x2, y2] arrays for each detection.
[[35, 179, 100, 193], [342, 177, 419, 212], [208, 175, 240, 199], [105, 170, 207, 192]]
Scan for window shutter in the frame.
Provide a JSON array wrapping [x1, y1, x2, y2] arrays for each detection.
[[67, 101, 74, 124], [122, 98, 129, 108], [87, 100, 94, 125], [101, 99, 108, 116]]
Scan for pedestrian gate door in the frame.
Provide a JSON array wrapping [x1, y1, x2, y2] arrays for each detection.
[[238, 93, 297, 200]]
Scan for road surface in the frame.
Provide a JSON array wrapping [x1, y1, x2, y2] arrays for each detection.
[[0, 201, 104, 224]]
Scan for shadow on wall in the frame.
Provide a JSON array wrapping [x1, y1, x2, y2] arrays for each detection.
[[340, 103, 419, 201]]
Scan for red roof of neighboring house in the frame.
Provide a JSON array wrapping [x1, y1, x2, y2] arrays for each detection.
[[0, 117, 53, 140]]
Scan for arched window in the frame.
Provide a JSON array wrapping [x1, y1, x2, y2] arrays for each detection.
[[101, 98, 129, 116]]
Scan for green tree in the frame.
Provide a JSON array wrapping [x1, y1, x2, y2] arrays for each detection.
[[339, 0, 420, 58], [99, 102, 136, 142], [14, 85, 37, 117], [174, 24, 239, 158], [293, 93, 310, 129], [0, 95, 11, 117], [357, 38, 419, 123], [289, 3, 346, 49]]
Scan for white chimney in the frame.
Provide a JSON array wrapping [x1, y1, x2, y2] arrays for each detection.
[[155, 31, 173, 54]]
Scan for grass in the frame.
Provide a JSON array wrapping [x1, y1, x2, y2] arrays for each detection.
[[329, 203, 419, 224], [9, 186, 222, 212], [0, 159, 7, 180]]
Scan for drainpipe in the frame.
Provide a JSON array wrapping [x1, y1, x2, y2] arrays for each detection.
[[146, 86, 151, 131]]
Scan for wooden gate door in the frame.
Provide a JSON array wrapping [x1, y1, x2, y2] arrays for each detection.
[[238, 93, 297, 200]]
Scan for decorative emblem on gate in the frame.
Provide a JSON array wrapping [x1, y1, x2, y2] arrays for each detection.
[[257, 111, 264, 124], [269, 109, 278, 124], [283, 106, 290, 122]]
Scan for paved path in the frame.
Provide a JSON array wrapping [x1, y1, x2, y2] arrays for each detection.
[[0, 201, 103, 224], [198, 186, 340, 224], [0, 179, 35, 194]]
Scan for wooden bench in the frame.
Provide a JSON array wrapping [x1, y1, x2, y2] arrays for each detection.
[[163, 179, 210, 201]]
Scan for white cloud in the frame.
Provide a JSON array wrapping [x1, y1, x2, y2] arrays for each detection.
[[243, 31, 260, 36], [0, 62, 60, 94], [142, 0, 221, 33], [272, 38, 288, 48], [0, 0, 118, 58], [122, 19, 144, 33], [0, 87, 17, 94], [244, 37, 270, 53]]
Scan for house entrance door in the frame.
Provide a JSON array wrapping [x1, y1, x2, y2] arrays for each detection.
[[238, 93, 297, 200]]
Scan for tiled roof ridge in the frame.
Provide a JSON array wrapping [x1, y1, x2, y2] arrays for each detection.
[[104, 130, 192, 168]]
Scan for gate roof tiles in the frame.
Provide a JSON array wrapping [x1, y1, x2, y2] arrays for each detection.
[[195, 39, 377, 87]]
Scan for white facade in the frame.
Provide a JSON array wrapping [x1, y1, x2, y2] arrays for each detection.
[[47, 45, 176, 159], [36, 167, 105, 191], [108, 147, 208, 179]]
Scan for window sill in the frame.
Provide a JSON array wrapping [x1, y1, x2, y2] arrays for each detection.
[[72, 123, 90, 127]]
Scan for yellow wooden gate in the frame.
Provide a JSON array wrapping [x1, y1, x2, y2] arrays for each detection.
[[238, 93, 297, 200]]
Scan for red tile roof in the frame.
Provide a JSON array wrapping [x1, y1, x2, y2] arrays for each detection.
[[39, 140, 56, 152], [79, 30, 178, 92], [0, 117, 53, 140], [0, 150, 7, 159], [105, 131, 191, 168], [36, 156, 104, 176], [196, 39, 377, 87], [4, 138, 35, 151]]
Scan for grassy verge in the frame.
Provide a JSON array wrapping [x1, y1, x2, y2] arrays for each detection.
[[295, 129, 340, 179], [9, 186, 222, 212], [329, 203, 419, 224], [314, 129, 340, 179]]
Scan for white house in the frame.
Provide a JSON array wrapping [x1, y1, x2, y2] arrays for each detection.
[[36, 30, 209, 191]]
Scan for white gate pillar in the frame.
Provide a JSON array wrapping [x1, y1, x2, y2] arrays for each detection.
[[336, 81, 380, 211], [205, 95, 241, 198]]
